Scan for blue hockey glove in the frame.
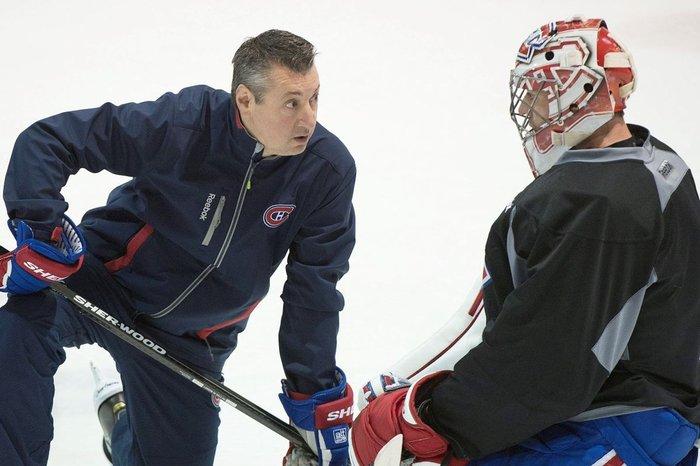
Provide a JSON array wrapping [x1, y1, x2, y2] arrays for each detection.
[[279, 367, 354, 466], [0, 215, 87, 294]]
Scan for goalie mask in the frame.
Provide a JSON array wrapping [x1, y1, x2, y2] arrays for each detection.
[[509, 18, 636, 177]]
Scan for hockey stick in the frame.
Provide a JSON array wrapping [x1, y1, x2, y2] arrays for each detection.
[[0, 245, 311, 453]]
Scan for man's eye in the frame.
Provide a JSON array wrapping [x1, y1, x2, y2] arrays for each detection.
[[285, 100, 298, 109], [311, 94, 319, 103]]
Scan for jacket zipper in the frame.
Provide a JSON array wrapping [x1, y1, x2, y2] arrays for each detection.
[[150, 142, 264, 319], [201, 195, 226, 246]]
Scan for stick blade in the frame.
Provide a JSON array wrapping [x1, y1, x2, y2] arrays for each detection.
[[373, 434, 404, 466]]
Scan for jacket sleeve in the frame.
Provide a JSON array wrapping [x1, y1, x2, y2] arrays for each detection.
[[3, 92, 176, 237], [426, 204, 659, 458], [279, 164, 356, 394]]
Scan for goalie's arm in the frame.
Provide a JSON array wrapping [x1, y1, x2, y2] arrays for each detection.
[[425, 205, 658, 458]]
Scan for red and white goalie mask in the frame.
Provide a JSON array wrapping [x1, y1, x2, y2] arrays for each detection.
[[509, 18, 636, 177]]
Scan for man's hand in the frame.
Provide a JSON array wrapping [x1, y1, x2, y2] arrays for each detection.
[[0, 215, 86, 294], [349, 371, 467, 466], [280, 367, 354, 466]]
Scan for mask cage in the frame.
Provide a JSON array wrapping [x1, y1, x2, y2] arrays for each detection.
[[509, 70, 562, 143]]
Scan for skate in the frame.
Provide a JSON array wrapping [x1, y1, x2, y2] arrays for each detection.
[[91, 362, 126, 463]]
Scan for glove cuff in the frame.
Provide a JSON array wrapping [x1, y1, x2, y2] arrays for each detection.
[[9, 215, 87, 265], [403, 370, 451, 426], [400, 371, 452, 459], [279, 367, 353, 466], [359, 372, 411, 410], [280, 367, 354, 431]]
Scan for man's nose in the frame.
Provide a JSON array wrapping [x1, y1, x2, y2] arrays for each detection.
[[299, 101, 317, 129], [517, 100, 528, 116]]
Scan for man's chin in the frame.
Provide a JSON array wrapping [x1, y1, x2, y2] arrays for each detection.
[[263, 142, 308, 157], [280, 145, 308, 156]]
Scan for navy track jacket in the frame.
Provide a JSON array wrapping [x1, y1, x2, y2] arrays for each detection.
[[3, 85, 356, 393]]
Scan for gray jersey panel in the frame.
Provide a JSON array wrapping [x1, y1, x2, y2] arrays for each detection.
[[506, 206, 528, 288], [556, 127, 689, 214]]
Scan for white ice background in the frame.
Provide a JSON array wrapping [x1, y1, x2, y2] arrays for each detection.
[[1, 1, 699, 464]]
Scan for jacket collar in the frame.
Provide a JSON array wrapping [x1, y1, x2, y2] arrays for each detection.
[[556, 125, 653, 166], [227, 100, 263, 160]]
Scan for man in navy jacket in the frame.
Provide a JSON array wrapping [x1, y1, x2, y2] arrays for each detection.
[[0, 30, 355, 466]]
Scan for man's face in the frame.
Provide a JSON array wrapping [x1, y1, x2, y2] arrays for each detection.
[[237, 64, 319, 157], [519, 85, 551, 132]]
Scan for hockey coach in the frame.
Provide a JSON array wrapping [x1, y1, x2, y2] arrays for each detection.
[[0, 30, 355, 465]]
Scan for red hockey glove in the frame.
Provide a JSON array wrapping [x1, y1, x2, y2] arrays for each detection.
[[349, 371, 467, 465]]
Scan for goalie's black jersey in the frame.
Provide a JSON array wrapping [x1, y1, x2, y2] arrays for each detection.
[[428, 125, 700, 459]]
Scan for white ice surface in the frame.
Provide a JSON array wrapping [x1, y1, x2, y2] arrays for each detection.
[[1, 1, 699, 464]]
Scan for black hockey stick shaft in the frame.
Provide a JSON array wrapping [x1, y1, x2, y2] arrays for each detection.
[[0, 246, 310, 452]]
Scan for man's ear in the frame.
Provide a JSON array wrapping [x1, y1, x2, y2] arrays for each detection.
[[235, 84, 254, 112]]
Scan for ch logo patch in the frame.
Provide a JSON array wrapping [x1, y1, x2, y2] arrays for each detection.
[[263, 204, 295, 228], [517, 21, 557, 63]]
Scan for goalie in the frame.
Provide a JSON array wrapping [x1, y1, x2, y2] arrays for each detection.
[[350, 18, 700, 466]]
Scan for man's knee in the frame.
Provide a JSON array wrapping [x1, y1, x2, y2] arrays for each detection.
[[111, 408, 218, 466], [0, 293, 67, 373], [0, 295, 62, 466]]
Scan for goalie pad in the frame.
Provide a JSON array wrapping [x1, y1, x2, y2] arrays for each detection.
[[358, 269, 489, 410]]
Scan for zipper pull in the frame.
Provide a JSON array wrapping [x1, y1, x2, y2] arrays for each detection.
[[246, 179, 252, 190]]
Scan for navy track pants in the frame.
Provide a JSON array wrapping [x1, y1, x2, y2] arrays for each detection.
[[0, 256, 226, 466]]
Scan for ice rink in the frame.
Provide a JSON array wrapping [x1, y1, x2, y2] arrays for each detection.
[[1, 1, 699, 464]]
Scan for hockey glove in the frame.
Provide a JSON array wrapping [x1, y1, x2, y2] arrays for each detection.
[[349, 371, 467, 466], [358, 371, 411, 412], [0, 215, 86, 295], [280, 367, 354, 466]]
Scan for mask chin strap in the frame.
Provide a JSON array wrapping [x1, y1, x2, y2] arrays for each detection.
[[551, 129, 591, 147], [619, 81, 635, 99], [604, 51, 636, 97]]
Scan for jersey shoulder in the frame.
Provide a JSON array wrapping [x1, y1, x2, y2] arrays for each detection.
[[169, 85, 230, 131], [514, 157, 661, 242]]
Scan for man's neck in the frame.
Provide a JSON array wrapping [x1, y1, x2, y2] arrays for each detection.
[[575, 114, 632, 149], [236, 107, 274, 157]]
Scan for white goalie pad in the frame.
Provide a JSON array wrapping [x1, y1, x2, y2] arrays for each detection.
[[388, 270, 488, 382]]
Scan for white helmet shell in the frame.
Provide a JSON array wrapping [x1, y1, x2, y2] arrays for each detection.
[[509, 19, 636, 177]]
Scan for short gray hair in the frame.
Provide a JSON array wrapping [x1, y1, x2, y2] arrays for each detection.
[[232, 30, 316, 102]]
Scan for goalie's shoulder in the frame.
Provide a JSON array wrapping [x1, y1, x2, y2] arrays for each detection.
[[513, 158, 661, 243]]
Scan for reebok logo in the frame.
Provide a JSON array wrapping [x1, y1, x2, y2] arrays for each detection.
[[200, 194, 216, 221]]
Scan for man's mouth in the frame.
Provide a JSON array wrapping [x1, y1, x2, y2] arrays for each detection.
[[293, 135, 309, 143]]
